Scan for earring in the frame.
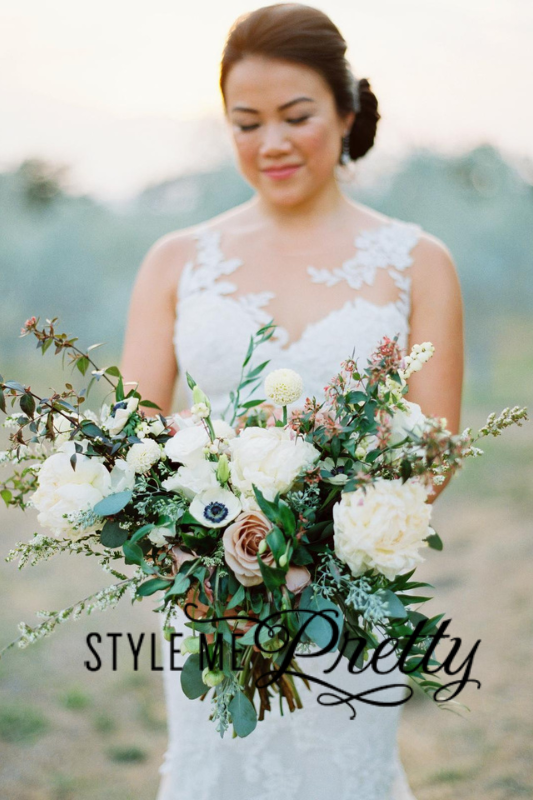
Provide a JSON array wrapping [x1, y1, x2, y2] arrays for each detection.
[[340, 134, 351, 165]]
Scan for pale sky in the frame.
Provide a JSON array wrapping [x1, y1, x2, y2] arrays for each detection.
[[1, 0, 532, 200]]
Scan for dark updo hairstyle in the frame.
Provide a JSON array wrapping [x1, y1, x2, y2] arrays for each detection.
[[220, 3, 380, 163]]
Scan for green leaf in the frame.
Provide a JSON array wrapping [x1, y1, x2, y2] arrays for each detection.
[[1, 489, 12, 506], [137, 578, 171, 597], [379, 590, 408, 619], [93, 491, 132, 517], [185, 372, 197, 390], [290, 546, 314, 566], [80, 420, 105, 439], [239, 398, 266, 410], [298, 588, 342, 650], [257, 558, 287, 592], [265, 526, 285, 561], [0, 387, 5, 413], [19, 392, 35, 418], [76, 356, 90, 376], [426, 531, 443, 551], [400, 459, 412, 483], [251, 485, 279, 525], [100, 520, 129, 548], [130, 524, 155, 543], [105, 366, 121, 377], [180, 654, 207, 699], [345, 391, 367, 405], [139, 399, 162, 409], [165, 573, 191, 597], [229, 691, 258, 738], [277, 500, 296, 537], [3, 380, 25, 393], [122, 541, 145, 566], [246, 360, 270, 379], [227, 583, 246, 609]]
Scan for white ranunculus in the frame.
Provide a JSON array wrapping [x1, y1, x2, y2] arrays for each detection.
[[149, 418, 166, 437], [103, 397, 139, 436], [147, 526, 174, 546], [164, 424, 208, 465], [162, 460, 218, 500], [189, 487, 241, 529], [126, 439, 161, 473], [229, 426, 320, 502], [30, 446, 112, 538], [264, 368, 304, 406], [389, 401, 427, 446], [164, 418, 234, 466], [333, 478, 431, 581], [109, 459, 136, 493]]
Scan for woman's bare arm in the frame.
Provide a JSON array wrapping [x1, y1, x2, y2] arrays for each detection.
[[406, 234, 464, 500], [120, 232, 193, 418]]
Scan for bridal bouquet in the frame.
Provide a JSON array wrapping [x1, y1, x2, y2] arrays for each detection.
[[0, 316, 527, 738]]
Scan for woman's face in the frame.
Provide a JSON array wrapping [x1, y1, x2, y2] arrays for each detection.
[[223, 56, 354, 207]]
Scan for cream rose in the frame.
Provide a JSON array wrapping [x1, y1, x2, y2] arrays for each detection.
[[285, 565, 311, 595], [229, 426, 320, 502], [223, 510, 275, 586], [333, 478, 431, 581]]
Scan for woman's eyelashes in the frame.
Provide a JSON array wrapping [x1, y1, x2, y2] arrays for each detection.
[[236, 115, 310, 132]]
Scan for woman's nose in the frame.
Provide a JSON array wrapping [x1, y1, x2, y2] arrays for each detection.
[[258, 124, 292, 156]]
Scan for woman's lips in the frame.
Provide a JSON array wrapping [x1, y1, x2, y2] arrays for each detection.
[[262, 165, 302, 180]]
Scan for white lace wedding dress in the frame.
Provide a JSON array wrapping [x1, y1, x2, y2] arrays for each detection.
[[157, 216, 422, 800]]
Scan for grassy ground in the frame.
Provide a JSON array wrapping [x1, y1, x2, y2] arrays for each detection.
[[0, 412, 531, 799]]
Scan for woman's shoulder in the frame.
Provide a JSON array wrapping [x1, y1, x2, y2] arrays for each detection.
[[144, 201, 256, 277]]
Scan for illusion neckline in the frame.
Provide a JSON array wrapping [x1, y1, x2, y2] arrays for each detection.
[[177, 215, 421, 354]]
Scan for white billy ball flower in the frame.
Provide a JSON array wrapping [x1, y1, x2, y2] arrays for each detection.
[[229, 426, 320, 502], [126, 438, 161, 474], [333, 478, 432, 581], [264, 368, 304, 407], [162, 460, 218, 500], [189, 487, 241, 529]]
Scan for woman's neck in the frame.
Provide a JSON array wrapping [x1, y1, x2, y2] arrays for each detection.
[[250, 179, 355, 235]]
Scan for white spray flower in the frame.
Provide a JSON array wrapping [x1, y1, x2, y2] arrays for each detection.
[[264, 368, 304, 406]]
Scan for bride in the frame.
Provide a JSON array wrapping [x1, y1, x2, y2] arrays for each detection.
[[120, 4, 463, 798]]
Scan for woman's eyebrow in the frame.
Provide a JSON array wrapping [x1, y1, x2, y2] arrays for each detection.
[[231, 96, 315, 114]]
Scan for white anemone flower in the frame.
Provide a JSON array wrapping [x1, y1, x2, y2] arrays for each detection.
[[189, 487, 241, 529]]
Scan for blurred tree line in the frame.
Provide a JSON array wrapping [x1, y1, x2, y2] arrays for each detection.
[[0, 146, 531, 406]]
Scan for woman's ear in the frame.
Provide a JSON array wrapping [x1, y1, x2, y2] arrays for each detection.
[[344, 110, 356, 136]]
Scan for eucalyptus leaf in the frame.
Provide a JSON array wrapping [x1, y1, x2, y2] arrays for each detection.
[[228, 691, 258, 738], [93, 491, 132, 517]]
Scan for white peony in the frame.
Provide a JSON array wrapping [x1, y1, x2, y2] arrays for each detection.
[[102, 397, 139, 436], [333, 478, 432, 581], [108, 459, 136, 493], [126, 438, 161, 473], [162, 460, 218, 500], [264, 368, 304, 406], [212, 419, 236, 441], [389, 401, 427, 446], [30, 442, 112, 538], [229, 426, 320, 502], [189, 487, 241, 529]]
